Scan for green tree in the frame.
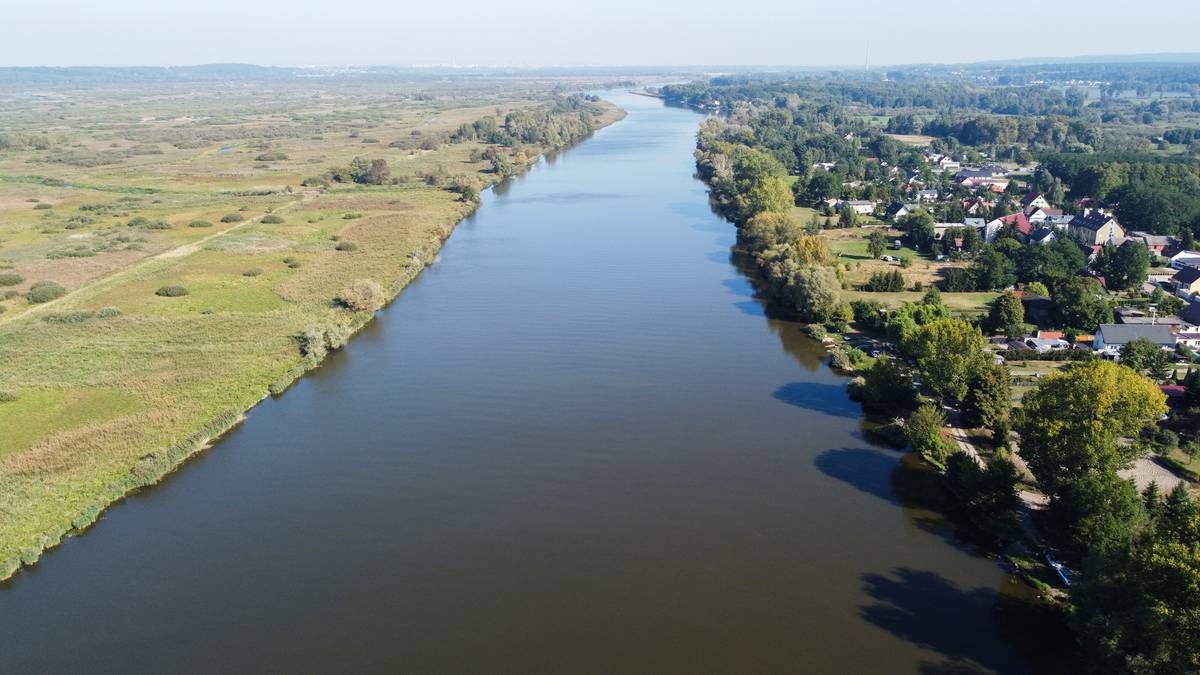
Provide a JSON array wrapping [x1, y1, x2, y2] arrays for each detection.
[[985, 291, 1024, 335], [963, 364, 1011, 435], [971, 248, 1017, 291], [1093, 240, 1151, 291], [838, 206, 858, 228], [907, 402, 953, 465], [860, 357, 918, 412], [1120, 338, 1175, 381], [867, 230, 888, 259], [905, 318, 988, 401], [1051, 277, 1112, 331], [790, 265, 840, 324], [1015, 361, 1167, 512]]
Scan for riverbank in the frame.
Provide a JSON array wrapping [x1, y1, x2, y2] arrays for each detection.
[[0, 94, 625, 581]]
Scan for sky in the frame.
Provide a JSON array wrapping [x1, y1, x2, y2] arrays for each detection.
[[3, 0, 1194, 68]]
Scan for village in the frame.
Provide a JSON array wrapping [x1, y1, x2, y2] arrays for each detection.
[[817, 147, 1200, 368]]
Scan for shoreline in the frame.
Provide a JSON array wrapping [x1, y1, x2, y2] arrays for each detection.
[[0, 101, 628, 583]]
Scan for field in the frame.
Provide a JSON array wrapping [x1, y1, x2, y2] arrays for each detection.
[[0, 75, 626, 578]]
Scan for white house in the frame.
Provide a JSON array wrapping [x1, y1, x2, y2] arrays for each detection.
[[1093, 324, 1177, 356], [1170, 250, 1200, 270]]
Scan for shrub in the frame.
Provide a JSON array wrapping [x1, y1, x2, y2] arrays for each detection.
[[335, 241, 358, 252], [0, 273, 24, 286], [865, 270, 905, 292], [26, 281, 66, 303], [260, 214, 285, 224], [907, 403, 954, 466], [220, 213, 245, 223], [33, 203, 51, 210], [243, 268, 263, 277], [0, 389, 18, 402], [0, 304, 5, 314], [97, 306, 122, 318], [342, 212, 363, 220], [283, 256, 302, 269], [155, 285, 189, 297], [254, 151, 288, 161], [336, 279, 385, 312], [805, 324, 827, 341], [2, 290, 18, 300], [44, 310, 96, 324], [188, 220, 213, 228]]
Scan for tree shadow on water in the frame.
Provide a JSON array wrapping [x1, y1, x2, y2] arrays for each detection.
[[812, 447, 904, 505], [772, 382, 860, 419], [861, 567, 1030, 675]]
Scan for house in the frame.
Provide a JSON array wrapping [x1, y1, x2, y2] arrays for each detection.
[[1046, 214, 1075, 229], [916, 189, 939, 203], [1174, 266, 1200, 297], [938, 157, 961, 172], [1126, 231, 1173, 256], [813, 162, 837, 172], [1169, 250, 1200, 270], [987, 212, 1032, 242], [1025, 336, 1071, 353], [1068, 211, 1125, 247], [1030, 227, 1057, 245], [1177, 328, 1200, 349], [963, 197, 987, 215], [1183, 301, 1200, 328], [843, 200, 876, 215], [1027, 207, 1064, 224], [1021, 193, 1051, 213], [885, 202, 913, 220], [1093, 323, 1177, 356]]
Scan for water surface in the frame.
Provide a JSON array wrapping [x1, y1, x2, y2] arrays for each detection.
[[1, 92, 1045, 673]]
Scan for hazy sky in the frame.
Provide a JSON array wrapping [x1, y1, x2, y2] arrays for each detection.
[[3, 0, 1193, 68]]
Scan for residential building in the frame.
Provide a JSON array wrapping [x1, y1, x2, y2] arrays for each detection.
[[1126, 231, 1173, 256], [1169, 250, 1200, 270], [843, 200, 876, 216], [1067, 211, 1125, 246], [1174, 266, 1200, 297], [1093, 323, 1177, 356], [987, 212, 1032, 242], [1020, 192, 1051, 213]]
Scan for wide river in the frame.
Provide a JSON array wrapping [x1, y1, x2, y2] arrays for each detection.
[[1, 91, 1058, 673]]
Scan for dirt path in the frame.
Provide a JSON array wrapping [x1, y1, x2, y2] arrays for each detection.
[[0, 199, 301, 328]]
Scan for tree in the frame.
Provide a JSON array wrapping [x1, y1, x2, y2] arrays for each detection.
[[985, 291, 1024, 335], [971, 248, 1017, 291], [1093, 240, 1151, 291], [907, 402, 953, 465], [963, 363, 1011, 435], [805, 172, 839, 204], [740, 176, 794, 220], [860, 357, 918, 412], [1025, 281, 1050, 297], [865, 270, 905, 292], [790, 265, 840, 324], [365, 159, 391, 185], [899, 210, 936, 251], [1015, 361, 1167, 511], [905, 318, 988, 401], [1051, 276, 1112, 331], [1120, 338, 1174, 381], [867, 230, 888, 259], [838, 206, 858, 228]]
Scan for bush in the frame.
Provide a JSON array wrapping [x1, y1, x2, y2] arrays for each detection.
[[260, 214, 285, 224], [97, 306, 122, 318], [0, 389, 18, 402], [26, 281, 66, 303], [805, 324, 828, 341], [907, 402, 953, 466], [336, 279, 385, 312], [33, 202, 51, 210], [220, 213, 245, 223], [865, 270, 905, 292], [243, 268, 263, 277], [44, 310, 96, 324], [155, 285, 189, 297], [0, 273, 24, 286], [342, 212, 363, 220], [254, 151, 288, 161], [335, 241, 359, 252], [188, 220, 213, 228]]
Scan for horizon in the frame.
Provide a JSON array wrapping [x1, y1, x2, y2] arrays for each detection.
[[4, 0, 1196, 69]]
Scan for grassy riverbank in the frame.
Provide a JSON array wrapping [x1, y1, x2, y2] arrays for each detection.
[[0, 78, 624, 580]]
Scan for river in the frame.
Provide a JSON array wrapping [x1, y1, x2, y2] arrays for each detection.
[[0, 91, 1058, 673]]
